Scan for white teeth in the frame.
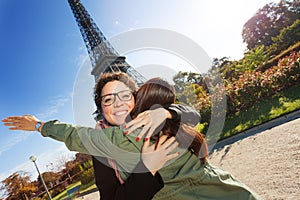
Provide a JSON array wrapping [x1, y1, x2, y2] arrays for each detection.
[[114, 111, 127, 116]]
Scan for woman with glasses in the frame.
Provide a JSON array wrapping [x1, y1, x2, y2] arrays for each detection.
[[3, 72, 200, 200]]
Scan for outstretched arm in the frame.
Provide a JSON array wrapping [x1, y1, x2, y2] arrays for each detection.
[[2, 115, 179, 174], [3, 115, 180, 200], [2, 115, 141, 165]]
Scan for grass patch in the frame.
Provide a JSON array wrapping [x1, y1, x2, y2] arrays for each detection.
[[78, 179, 96, 193], [52, 180, 96, 200], [52, 181, 81, 200], [222, 84, 300, 139], [204, 84, 300, 143]]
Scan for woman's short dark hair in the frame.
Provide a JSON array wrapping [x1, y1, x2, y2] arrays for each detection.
[[94, 72, 138, 114]]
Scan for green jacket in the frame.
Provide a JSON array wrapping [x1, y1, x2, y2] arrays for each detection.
[[42, 120, 262, 200]]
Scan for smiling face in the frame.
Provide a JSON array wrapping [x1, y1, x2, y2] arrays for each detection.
[[100, 80, 135, 125]]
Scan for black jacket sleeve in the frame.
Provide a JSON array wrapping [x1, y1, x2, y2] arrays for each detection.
[[92, 156, 163, 200], [165, 104, 200, 126]]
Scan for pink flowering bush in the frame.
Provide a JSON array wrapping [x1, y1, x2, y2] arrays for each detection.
[[192, 51, 300, 119], [226, 50, 300, 114]]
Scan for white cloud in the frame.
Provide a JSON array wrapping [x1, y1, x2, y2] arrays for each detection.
[[0, 132, 32, 156], [36, 95, 70, 120]]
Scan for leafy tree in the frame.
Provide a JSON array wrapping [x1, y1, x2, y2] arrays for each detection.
[[173, 71, 205, 105], [35, 171, 64, 198], [38, 172, 60, 189], [74, 153, 92, 164], [73, 153, 92, 170], [173, 71, 203, 93], [210, 57, 239, 81], [63, 160, 77, 183], [78, 168, 95, 185], [1, 172, 36, 200], [211, 57, 232, 70], [238, 45, 269, 72], [242, 0, 300, 50], [268, 19, 300, 56]]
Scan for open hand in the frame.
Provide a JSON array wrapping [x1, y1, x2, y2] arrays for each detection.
[[124, 107, 172, 140], [2, 115, 40, 131], [142, 135, 179, 175]]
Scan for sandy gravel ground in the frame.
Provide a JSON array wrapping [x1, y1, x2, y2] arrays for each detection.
[[209, 118, 300, 200]]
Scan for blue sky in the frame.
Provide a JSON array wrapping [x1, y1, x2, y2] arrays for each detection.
[[0, 0, 277, 189]]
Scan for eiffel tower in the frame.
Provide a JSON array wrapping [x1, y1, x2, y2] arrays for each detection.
[[67, 0, 146, 85]]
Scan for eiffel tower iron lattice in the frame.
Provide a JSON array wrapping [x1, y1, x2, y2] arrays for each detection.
[[67, 0, 146, 85]]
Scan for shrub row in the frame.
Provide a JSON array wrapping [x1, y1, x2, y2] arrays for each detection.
[[194, 50, 300, 123], [226, 50, 300, 114]]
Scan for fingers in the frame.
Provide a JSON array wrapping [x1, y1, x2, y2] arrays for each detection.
[[142, 137, 155, 152], [2, 115, 34, 122], [156, 135, 169, 146], [126, 111, 149, 127], [144, 126, 159, 140], [125, 118, 145, 132], [2, 121, 22, 130], [125, 112, 146, 128], [166, 151, 180, 161], [141, 135, 179, 174], [3, 121, 17, 126], [124, 109, 167, 142], [136, 125, 150, 140], [2, 117, 20, 126], [2, 115, 38, 131], [124, 113, 149, 135], [157, 136, 178, 153], [142, 137, 150, 150], [8, 127, 23, 130], [2, 116, 21, 122], [3, 121, 21, 129], [150, 136, 178, 152], [164, 140, 179, 154], [2, 116, 23, 126]]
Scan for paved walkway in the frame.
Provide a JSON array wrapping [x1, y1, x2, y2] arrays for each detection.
[[209, 117, 300, 199]]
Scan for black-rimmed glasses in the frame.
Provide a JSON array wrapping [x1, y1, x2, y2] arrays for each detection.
[[101, 90, 133, 106]]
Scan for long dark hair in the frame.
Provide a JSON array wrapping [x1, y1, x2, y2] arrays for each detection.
[[131, 78, 208, 163]]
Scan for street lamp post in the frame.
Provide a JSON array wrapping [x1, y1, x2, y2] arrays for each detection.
[[29, 155, 52, 200]]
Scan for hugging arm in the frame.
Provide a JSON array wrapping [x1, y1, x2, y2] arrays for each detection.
[[166, 104, 200, 126], [124, 104, 200, 139]]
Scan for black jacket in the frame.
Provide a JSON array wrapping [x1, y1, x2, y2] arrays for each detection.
[[92, 156, 163, 200]]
